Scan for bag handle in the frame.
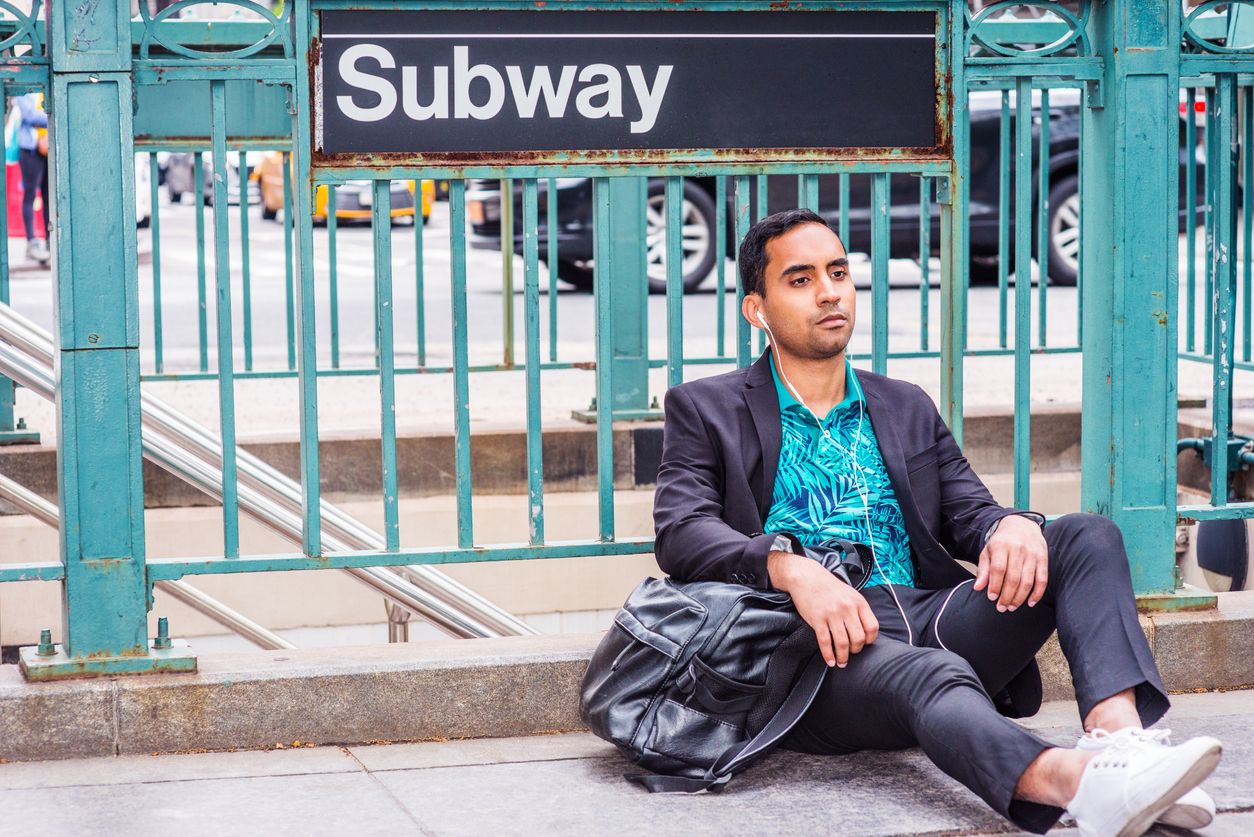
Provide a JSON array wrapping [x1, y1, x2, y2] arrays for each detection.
[[625, 651, 828, 794]]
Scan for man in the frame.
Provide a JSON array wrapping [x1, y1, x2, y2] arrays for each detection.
[[652, 209, 1221, 836]]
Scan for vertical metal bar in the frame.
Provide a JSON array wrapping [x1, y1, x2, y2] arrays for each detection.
[[734, 175, 753, 367], [501, 178, 515, 367], [919, 176, 930, 353], [282, 153, 296, 370], [871, 173, 890, 375], [715, 175, 727, 358], [148, 152, 164, 375], [798, 174, 818, 212], [1037, 89, 1050, 348], [1244, 85, 1252, 363], [291, 5, 323, 557], [1205, 87, 1216, 354], [414, 181, 426, 368], [522, 179, 545, 545], [666, 176, 684, 389], [838, 173, 850, 245], [0, 80, 11, 429], [327, 185, 340, 369], [998, 90, 1011, 349], [194, 151, 208, 373], [210, 81, 239, 559], [1013, 77, 1033, 509], [592, 177, 615, 539], [1210, 75, 1238, 505], [1186, 86, 1198, 353], [450, 181, 474, 548], [547, 177, 558, 362], [238, 151, 253, 373], [373, 180, 400, 549]]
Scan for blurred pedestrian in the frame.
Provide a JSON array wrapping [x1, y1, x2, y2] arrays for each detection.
[[15, 92, 49, 264]]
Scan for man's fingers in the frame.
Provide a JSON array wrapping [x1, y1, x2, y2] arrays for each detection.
[[846, 616, 867, 655], [814, 622, 836, 668], [829, 620, 851, 668], [997, 546, 1025, 610], [1028, 553, 1049, 607], [859, 602, 880, 646], [1008, 553, 1036, 610], [985, 544, 1009, 601], [973, 547, 990, 592]]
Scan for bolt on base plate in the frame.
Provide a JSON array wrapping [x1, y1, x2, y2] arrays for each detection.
[[18, 639, 196, 682]]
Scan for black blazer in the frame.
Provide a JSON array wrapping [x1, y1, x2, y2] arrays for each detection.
[[653, 349, 1044, 716]]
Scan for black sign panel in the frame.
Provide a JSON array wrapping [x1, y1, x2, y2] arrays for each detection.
[[316, 10, 940, 160]]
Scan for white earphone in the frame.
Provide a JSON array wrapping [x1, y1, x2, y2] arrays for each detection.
[[756, 308, 914, 645]]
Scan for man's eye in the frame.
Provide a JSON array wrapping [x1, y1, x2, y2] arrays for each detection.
[[832, 269, 847, 279], [791, 276, 810, 286]]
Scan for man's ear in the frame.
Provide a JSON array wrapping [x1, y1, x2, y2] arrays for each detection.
[[742, 294, 764, 329]]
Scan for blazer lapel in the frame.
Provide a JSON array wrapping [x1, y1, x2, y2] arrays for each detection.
[[862, 377, 928, 534], [743, 351, 781, 518]]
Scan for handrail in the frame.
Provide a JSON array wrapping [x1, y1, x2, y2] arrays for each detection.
[[0, 303, 538, 640], [0, 472, 296, 651]]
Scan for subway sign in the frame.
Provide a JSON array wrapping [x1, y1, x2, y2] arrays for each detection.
[[314, 9, 943, 164]]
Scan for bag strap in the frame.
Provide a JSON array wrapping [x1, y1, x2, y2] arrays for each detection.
[[625, 651, 828, 794]]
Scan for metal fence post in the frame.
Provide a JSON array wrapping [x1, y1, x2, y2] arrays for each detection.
[[1080, 0, 1181, 595], [577, 176, 652, 421], [20, 0, 194, 678]]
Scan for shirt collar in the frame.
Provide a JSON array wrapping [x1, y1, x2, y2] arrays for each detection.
[[769, 349, 863, 421]]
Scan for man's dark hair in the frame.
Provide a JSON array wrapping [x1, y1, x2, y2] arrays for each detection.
[[737, 208, 832, 297]]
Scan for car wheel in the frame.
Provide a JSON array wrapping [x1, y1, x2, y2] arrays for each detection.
[[136, 215, 151, 230], [261, 205, 277, 221], [554, 259, 594, 292], [1046, 174, 1079, 287], [168, 188, 183, 205], [645, 180, 717, 294]]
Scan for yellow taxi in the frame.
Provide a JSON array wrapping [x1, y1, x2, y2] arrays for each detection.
[[255, 152, 434, 223]]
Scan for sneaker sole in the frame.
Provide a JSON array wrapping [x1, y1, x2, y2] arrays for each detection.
[[1159, 800, 1215, 831], [1116, 742, 1222, 837]]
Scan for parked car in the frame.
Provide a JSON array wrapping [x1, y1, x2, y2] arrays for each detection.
[[467, 90, 1206, 292], [254, 152, 434, 224], [163, 152, 263, 206]]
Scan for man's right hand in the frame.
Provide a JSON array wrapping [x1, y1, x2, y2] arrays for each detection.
[[767, 550, 879, 668]]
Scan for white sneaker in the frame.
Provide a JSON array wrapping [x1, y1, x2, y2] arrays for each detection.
[[1076, 728, 1217, 830], [1066, 728, 1221, 837]]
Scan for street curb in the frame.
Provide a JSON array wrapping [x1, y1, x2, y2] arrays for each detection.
[[2, 592, 1251, 762]]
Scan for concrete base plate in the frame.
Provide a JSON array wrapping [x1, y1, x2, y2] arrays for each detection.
[[1137, 583, 1218, 613], [18, 639, 196, 682], [570, 408, 663, 423]]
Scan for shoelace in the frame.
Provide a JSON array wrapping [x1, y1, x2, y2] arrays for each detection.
[[1083, 727, 1174, 769]]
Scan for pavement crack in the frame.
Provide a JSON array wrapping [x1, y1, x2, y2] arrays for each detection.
[[342, 747, 435, 836]]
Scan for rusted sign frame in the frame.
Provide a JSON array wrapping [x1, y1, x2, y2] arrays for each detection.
[[307, 0, 956, 178]]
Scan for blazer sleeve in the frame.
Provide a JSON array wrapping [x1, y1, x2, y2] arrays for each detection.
[[653, 385, 778, 589], [924, 385, 1043, 562]]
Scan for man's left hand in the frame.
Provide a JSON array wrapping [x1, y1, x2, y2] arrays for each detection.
[[974, 515, 1049, 612]]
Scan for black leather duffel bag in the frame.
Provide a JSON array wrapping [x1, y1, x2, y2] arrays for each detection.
[[579, 576, 827, 793]]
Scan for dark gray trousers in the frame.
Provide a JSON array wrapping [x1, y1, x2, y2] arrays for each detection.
[[779, 513, 1170, 834]]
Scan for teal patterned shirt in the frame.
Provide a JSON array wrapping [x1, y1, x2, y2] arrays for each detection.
[[764, 356, 916, 588]]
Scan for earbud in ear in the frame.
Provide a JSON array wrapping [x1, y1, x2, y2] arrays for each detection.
[[757, 313, 769, 328]]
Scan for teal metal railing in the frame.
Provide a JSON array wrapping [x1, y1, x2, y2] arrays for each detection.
[[3, 1, 1250, 677]]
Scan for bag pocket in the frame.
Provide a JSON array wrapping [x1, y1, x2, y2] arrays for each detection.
[[579, 578, 706, 748], [643, 697, 744, 771]]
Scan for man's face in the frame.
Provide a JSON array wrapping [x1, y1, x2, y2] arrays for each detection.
[[750, 223, 855, 360]]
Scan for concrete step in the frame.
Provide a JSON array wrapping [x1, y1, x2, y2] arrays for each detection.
[[2, 592, 1252, 763], [1, 691, 1251, 836]]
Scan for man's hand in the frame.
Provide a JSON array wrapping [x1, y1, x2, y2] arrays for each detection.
[[768, 550, 878, 668], [974, 515, 1049, 612]]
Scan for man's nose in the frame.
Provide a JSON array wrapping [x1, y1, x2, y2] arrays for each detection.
[[815, 274, 844, 306]]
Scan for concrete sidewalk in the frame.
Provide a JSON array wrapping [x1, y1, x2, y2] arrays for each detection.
[[1, 691, 1251, 837]]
